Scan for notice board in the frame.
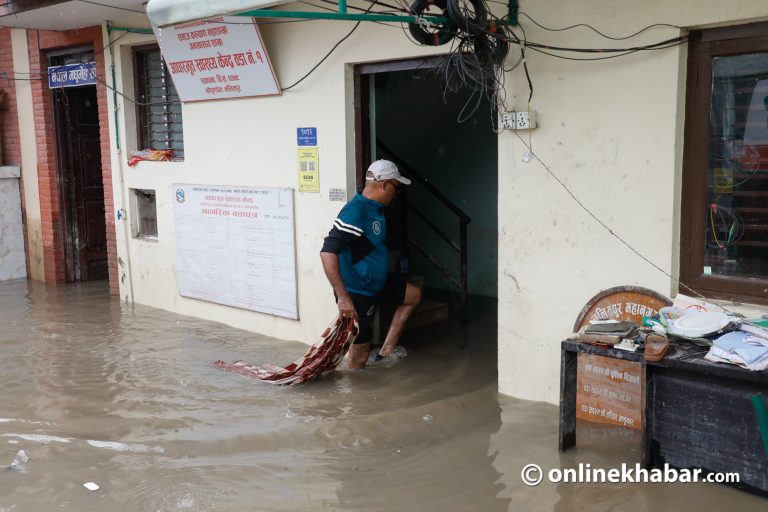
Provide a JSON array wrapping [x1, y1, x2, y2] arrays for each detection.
[[576, 353, 644, 430], [172, 184, 298, 319]]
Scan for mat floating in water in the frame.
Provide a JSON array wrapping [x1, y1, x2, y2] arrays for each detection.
[[214, 317, 358, 385]]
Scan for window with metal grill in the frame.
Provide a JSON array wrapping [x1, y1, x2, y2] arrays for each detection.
[[134, 44, 184, 159]]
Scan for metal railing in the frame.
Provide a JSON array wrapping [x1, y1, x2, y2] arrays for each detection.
[[377, 140, 471, 329]]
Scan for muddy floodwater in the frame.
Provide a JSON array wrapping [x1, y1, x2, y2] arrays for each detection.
[[0, 279, 765, 511]]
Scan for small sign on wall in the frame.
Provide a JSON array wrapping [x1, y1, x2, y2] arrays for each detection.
[[576, 353, 644, 429], [48, 62, 96, 88], [297, 127, 317, 146], [329, 188, 346, 201], [298, 147, 319, 193]]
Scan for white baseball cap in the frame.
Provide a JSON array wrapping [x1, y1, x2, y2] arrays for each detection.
[[366, 159, 411, 185]]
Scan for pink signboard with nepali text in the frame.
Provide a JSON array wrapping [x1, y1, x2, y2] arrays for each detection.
[[153, 16, 280, 102]]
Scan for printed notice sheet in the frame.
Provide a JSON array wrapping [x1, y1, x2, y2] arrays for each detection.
[[172, 184, 298, 319]]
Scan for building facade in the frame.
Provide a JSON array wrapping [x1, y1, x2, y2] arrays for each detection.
[[2, 0, 768, 404]]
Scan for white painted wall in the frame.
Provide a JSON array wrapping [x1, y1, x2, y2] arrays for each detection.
[[497, 0, 768, 403], [104, 13, 449, 345], [101, 1, 768, 404]]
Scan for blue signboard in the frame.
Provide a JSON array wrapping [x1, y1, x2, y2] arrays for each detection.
[[48, 62, 97, 89], [297, 127, 317, 146]]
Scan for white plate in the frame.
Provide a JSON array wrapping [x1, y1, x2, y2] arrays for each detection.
[[669, 312, 732, 337]]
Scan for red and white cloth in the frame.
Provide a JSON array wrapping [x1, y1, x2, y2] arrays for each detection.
[[214, 317, 359, 385]]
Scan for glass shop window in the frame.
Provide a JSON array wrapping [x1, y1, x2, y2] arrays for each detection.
[[681, 23, 768, 304]]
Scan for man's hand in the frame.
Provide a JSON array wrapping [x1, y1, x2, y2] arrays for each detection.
[[320, 252, 356, 319], [336, 294, 356, 319]]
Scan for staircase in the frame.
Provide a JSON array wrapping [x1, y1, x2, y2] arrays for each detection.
[[378, 140, 471, 331]]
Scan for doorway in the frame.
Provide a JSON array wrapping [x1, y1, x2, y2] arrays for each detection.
[[51, 52, 108, 282], [354, 57, 499, 329]]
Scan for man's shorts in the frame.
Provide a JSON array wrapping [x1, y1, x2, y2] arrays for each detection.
[[337, 274, 408, 345]]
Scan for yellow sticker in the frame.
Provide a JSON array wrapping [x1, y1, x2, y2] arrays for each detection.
[[713, 167, 733, 193], [297, 147, 319, 193]]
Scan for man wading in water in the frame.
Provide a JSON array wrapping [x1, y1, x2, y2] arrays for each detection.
[[320, 160, 422, 369]]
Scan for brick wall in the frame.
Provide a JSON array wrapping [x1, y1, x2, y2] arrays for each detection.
[[0, 27, 29, 276], [28, 26, 118, 295], [0, 28, 21, 166]]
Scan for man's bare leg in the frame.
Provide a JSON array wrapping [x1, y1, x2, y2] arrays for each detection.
[[378, 283, 422, 357], [347, 342, 372, 369]]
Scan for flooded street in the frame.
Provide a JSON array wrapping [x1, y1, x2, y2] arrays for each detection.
[[0, 279, 765, 511]]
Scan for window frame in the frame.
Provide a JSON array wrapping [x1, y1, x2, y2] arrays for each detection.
[[130, 188, 158, 240], [132, 43, 184, 160], [681, 22, 768, 305]]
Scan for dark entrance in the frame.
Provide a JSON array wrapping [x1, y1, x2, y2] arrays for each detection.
[[51, 53, 107, 282], [354, 57, 498, 333]]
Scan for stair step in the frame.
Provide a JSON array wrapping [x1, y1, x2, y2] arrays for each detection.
[[409, 298, 451, 328], [408, 275, 425, 287]]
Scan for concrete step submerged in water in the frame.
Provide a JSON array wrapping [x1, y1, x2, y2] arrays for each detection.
[[409, 298, 451, 328]]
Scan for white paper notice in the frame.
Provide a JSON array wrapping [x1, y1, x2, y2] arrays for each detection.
[[154, 16, 280, 101], [172, 185, 298, 319]]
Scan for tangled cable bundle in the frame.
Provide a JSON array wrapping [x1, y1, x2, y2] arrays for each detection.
[[407, 0, 456, 46], [407, 0, 514, 121], [409, 0, 505, 66]]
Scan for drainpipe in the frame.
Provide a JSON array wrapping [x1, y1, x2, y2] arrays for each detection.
[[106, 23, 120, 150]]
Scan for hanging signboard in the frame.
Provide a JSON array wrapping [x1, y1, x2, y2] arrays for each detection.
[[47, 62, 96, 88], [172, 184, 298, 319], [153, 15, 280, 102]]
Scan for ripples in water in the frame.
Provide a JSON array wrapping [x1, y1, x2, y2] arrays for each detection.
[[0, 279, 765, 511]]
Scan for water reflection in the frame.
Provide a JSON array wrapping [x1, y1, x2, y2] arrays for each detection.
[[490, 399, 766, 512]]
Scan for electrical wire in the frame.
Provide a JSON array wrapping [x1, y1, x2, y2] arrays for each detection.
[[360, 0, 408, 12], [7, 31, 129, 79], [527, 46, 646, 61], [708, 203, 744, 249], [510, 22, 532, 102], [298, 0, 408, 28], [17, 66, 174, 106], [308, 0, 396, 13], [282, 1, 380, 90], [399, 1, 690, 125], [471, 18, 688, 54], [520, 35, 688, 54], [482, 2, 684, 40], [510, 130, 732, 308], [517, 11, 684, 41], [332, 0, 408, 13], [525, 39, 687, 62]]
